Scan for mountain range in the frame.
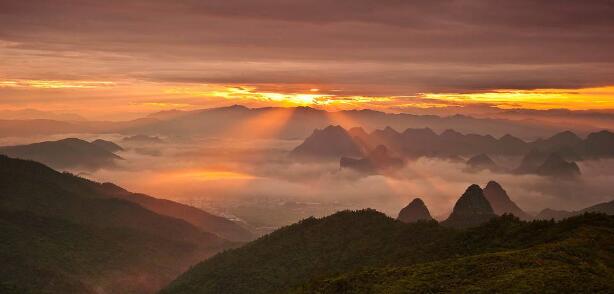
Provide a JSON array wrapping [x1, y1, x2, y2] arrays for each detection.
[[397, 181, 614, 223], [0, 105, 599, 140], [292, 125, 614, 160], [0, 155, 252, 293]]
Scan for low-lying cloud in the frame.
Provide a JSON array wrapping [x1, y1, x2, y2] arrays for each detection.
[[83, 137, 614, 228]]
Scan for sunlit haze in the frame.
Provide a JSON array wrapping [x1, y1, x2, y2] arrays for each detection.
[[2, 1, 614, 119], [1, 2, 614, 292]]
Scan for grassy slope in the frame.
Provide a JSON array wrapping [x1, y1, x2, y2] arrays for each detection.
[[295, 225, 614, 293], [163, 212, 614, 294]]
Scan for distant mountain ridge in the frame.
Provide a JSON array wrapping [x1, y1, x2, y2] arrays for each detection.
[[535, 200, 614, 221], [0, 138, 122, 170], [292, 125, 614, 159], [0, 105, 588, 139], [91, 139, 124, 152]]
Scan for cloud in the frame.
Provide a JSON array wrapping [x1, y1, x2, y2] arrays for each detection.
[[84, 137, 614, 227], [1, 0, 613, 105]]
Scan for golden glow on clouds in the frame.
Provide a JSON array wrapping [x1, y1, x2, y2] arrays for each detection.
[[0, 79, 114, 89], [163, 84, 397, 109], [164, 85, 330, 106], [2, 78, 613, 115], [421, 86, 614, 110], [163, 83, 614, 111]]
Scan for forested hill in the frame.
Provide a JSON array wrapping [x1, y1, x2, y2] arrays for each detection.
[[163, 210, 614, 294]]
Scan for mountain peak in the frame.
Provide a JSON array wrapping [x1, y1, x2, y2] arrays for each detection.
[[403, 127, 436, 137], [91, 139, 124, 153], [383, 126, 399, 134], [441, 129, 463, 137], [483, 181, 530, 220], [466, 154, 500, 172], [499, 134, 525, 144], [552, 130, 580, 139], [485, 180, 503, 191], [321, 125, 346, 133], [292, 125, 365, 158], [397, 198, 433, 223], [57, 137, 89, 144], [452, 184, 494, 216], [536, 153, 581, 178], [545, 131, 582, 146], [442, 184, 496, 228], [348, 127, 369, 139]]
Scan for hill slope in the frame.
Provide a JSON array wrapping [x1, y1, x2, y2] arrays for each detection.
[[162, 210, 614, 294], [296, 217, 613, 293], [0, 155, 233, 293], [97, 183, 255, 242]]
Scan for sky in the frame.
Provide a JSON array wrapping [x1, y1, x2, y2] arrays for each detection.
[[1, 0, 614, 119]]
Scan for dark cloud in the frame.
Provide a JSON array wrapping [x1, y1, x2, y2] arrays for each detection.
[[1, 0, 613, 94]]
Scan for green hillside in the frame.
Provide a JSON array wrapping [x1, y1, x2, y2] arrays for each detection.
[[163, 212, 614, 294], [296, 216, 614, 293]]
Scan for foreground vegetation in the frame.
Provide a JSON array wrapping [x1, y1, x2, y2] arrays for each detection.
[[164, 211, 614, 293]]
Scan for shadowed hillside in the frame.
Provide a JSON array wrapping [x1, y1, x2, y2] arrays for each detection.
[[0, 155, 235, 293], [96, 182, 255, 242], [295, 215, 614, 293], [162, 210, 614, 294]]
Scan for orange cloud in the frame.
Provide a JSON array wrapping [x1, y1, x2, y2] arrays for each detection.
[[2, 79, 613, 121], [420, 86, 614, 110]]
